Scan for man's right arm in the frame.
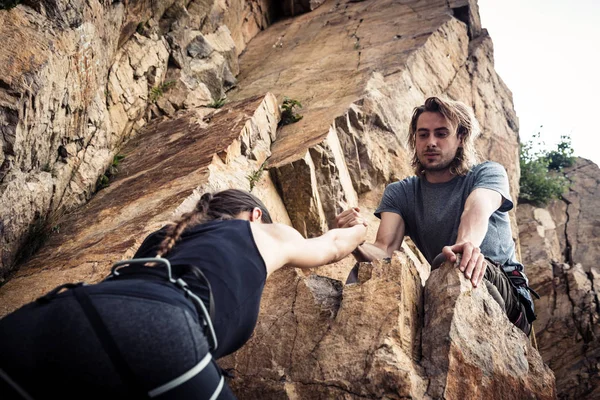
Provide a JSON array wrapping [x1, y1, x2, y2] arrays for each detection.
[[335, 209, 406, 262]]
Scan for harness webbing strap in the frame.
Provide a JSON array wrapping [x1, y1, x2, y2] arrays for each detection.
[[188, 266, 216, 322], [0, 368, 34, 400], [148, 352, 212, 397], [72, 286, 149, 399], [209, 376, 225, 400]]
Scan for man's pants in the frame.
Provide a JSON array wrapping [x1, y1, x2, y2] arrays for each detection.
[[480, 259, 531, 336]]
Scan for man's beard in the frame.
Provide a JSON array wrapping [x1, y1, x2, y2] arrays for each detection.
[[422, 158, 454, 171]]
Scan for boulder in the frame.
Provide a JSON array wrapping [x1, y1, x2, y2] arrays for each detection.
[[220, 254, 555, 399]]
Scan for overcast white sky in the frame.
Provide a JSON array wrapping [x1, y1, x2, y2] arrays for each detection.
[[477, 0, 600, 166]]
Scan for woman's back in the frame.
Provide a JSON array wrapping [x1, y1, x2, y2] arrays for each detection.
[[0, 188, 366, 399], [132, 219, 267, 359]]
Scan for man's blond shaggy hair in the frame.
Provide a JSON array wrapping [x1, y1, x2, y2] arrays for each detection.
[[407, 96, 480, 177]]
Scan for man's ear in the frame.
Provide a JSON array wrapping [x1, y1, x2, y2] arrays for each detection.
[[457, 127, 465, 147], [250, 207, 263, 222]]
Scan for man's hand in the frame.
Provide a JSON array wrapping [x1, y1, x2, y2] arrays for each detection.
[[442, 242, 486, 288], [335, 207, 368, 229]]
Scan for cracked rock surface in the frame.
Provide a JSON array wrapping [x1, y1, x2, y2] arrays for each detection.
[[220, 255, 555, 399], [518, 158, 600, 399], [0, 0, 561, 398], [0, 0, 274, 281]]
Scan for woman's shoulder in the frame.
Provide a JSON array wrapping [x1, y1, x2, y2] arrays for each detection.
[[250, 222, 301, 243]]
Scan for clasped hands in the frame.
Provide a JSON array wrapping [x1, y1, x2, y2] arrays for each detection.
[[335, 207, 486, 288], [334, 207, 368, 229]]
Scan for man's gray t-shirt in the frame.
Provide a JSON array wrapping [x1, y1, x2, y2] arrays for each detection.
[[375, 161, 523, 272]]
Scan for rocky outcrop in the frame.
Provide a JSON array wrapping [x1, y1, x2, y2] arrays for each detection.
[[229, 0, 521, 240], [220, 255, 555, 399], [0, 0, 555, 398], [1, 0, 522, 289], [0, 0, 275, 281], [422, 260, 554, 399], [518, 158, 600, 399], [0, 94, 288, 316]]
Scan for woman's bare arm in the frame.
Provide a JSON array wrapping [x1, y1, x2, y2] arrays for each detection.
[[250, 223, 367, 276]]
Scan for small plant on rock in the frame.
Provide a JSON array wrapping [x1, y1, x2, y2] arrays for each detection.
[[149, 80, 176, 103], [207, 97, 227, 109], [279, 97, 303, 126], [96, 154, 126, 191], [247, 159, 269, 192]]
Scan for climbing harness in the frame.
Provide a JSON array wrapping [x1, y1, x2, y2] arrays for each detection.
[[1, 257, 224, 400], [108, 257, 218, 352]]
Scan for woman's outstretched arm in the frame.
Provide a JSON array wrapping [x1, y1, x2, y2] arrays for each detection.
[[251, 223, 367, 276]]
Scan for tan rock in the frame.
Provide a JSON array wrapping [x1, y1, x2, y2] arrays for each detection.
[[272, 125, 358, 238], [0, 1, 557, 397], [0, 94, 285, 317], [0, 3, 126, 279], [221, 252, 428, 399], [423, 261, 555, 399], [518, 158, 600, 399], [0, 0, 274, 280], [106, 32, 170, 140], [231, 0, 520, 241], [221, 253, 555, 399]]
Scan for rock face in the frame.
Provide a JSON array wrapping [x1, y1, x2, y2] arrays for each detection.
[[518, 158, 600, 399], [422, 261, 554, 399], [229, 0, 521, 240], [0, 0, 557, 398], [0, 94, 288, 316], [220, 255, 555, 399], [0, 0, 522, 285], [0, 0, 275, 281]]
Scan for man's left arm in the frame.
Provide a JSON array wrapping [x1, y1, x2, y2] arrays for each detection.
[[442, 188, 502, 287]]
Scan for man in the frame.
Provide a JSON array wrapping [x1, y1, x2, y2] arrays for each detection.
[[335, 96, 536, 335]]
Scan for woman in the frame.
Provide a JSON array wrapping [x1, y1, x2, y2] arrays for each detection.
[[0, 189, 366, 400]]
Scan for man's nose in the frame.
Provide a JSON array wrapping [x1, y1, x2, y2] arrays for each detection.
[[425, 136, 437, 148]]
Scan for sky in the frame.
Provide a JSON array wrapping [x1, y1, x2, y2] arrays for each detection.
[[477, 0, 600, 166]]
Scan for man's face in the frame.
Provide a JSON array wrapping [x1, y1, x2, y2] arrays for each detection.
[[415, 111, 462, 173]]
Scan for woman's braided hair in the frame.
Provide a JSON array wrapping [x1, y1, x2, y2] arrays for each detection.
[[156, 189, 272, 257]]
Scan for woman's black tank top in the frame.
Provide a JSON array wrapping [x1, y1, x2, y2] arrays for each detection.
[[131, 219, 268, 359]]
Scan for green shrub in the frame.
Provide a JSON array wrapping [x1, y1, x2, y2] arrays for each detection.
[[545, 134, 575, 171], [279, 97, 303, 126], [519, 133, 572, 206]]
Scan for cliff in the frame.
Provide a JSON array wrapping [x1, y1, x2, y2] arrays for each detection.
[[220, 255, 554, 399], [518, 158, 600, 399], [0, 0, 558, 398]]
